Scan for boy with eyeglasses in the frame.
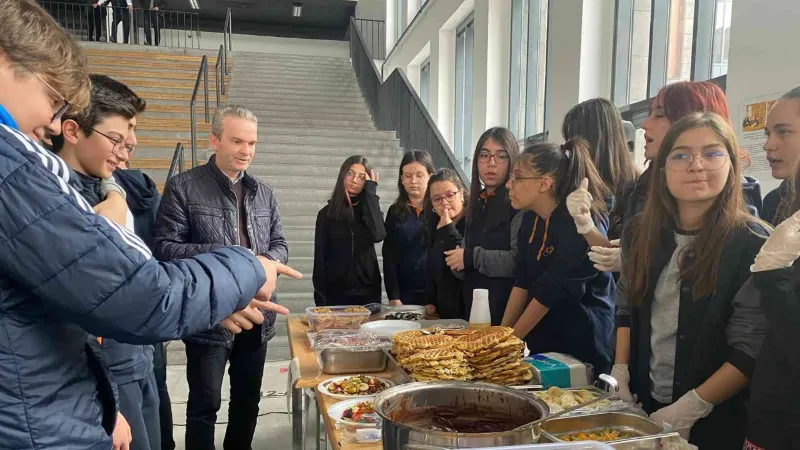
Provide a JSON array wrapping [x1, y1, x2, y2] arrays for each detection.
[[0, 2, 300, 449], [52, 74, 163, 450]]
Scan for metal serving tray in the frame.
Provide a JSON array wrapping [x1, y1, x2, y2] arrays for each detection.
[[320, 348, 387, 375], [540, 412, 664, 445]]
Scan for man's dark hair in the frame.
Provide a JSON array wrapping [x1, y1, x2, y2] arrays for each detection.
[[52, 74, 146, 152]]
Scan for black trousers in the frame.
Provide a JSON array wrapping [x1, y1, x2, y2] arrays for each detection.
[[88, 6, 105, 41], [143, 10, 163, 46], [111, 8, 131, 43], [152, 343, 175, 450], [185, 328, 268, 450], [118, 372, 161, 450]]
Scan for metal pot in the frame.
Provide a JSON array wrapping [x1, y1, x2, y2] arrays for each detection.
[[374, 381, 550, 449]]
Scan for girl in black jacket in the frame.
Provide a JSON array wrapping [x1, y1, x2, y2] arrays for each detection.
[[424, 169, 468, 320], [383, 150, 434, 306], [616, 113, 769, 449], [313, 155, 386, 306], [444, 127, 521, 324]]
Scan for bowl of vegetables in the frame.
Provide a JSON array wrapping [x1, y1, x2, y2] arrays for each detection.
[[327, 399, 382, 430]]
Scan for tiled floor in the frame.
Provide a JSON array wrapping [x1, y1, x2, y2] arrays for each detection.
[[166, 360, 296, 449]]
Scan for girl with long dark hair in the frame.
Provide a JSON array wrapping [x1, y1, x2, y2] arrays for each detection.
[[423, 168, 468, 319], [313, 155, 386, 306], [500, 138, 615, 375], [443, 127, 521, 324], [562, 98, 639, 243], [383, 150, 434, 306], [586, 81, 763, 272], [616, 113, 769, 448]]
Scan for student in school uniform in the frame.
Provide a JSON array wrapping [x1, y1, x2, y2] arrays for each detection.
[[443, 127, 521, 324], [501, 138, 615, 376], [314, 155, 386, 306], [761, 87, 800, 225], [383, 150, 434, 307], [424, 168, 468, 320]]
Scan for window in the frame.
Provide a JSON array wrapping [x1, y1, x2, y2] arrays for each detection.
[[711, 0, 733, 77], [454, 16, 475, 176], [420, 59, 431, 109], [396, 0, 405, 41], [665, 0, 695, 85], [612, 0, 652, 105], [508, 0, 549, 140]]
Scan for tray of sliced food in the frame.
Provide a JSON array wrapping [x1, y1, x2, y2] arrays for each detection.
[[540, 412, 664, 444], [318, 375, 395, 399], [305, 306, 371, 331]]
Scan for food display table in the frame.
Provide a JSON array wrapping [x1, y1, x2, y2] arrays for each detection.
[[317, 392, 382, 450], [287, 317, 392, 450]]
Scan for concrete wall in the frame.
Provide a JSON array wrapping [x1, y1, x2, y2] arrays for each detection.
[[199, 32, 350, 58], [356, 0, 387, 21], [726, 0, 800, 193]]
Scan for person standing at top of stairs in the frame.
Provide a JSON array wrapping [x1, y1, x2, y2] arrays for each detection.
[[137, 0, 166, 46], [99, 0, 133, 44], [154, 105, 290, 450]]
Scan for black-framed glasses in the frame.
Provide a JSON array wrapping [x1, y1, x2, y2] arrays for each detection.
[[431, 191, 459, 206], [478, 150, 510, 163], [665, 150, 728, 172], [20, 64, 69, 123], [91, 128, 128, 157]]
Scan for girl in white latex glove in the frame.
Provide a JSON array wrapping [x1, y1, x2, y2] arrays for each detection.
[[566, 178, 595, 235], [650, 390, 713, 439], [610, 364, 634, 403], [752, 209, 800, 272], [589, 240, 622, 272]]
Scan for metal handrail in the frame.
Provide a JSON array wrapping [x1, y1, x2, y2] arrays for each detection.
[[215, 45, 224, 102], [223, 7, 232, 75], [189, 55, 209, 169], [166, 142, 185, 181]]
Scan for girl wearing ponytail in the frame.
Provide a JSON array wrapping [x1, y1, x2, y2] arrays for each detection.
[[501, 138, 615, 375]]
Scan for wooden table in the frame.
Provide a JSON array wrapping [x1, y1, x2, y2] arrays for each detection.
[[287, 318, 388, 450]]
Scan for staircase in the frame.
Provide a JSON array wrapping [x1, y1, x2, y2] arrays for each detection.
[[83, 44, 403, 362], [225, 52, 401, 360]]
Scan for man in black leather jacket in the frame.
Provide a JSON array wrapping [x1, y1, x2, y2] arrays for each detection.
[[154, 105, 288, 450]]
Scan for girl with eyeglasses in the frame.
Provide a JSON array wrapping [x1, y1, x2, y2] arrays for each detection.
[[424, 168, 468, 319], [443, 127, 521, 324], [501, 138, 615, 376], [383, 150, 434, 307], [313, 155, 386, 306], [583, 82, 763, 273], [616, 113, 770, 448]]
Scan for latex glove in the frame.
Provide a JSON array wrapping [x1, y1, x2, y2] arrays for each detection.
[[610, 364, 634, 403], [752, 209, 800, 272], [100, 177, 127, 200], [650, 389, 713, 439], [566, 178, 595, 235], [589, 239, 622, 272]]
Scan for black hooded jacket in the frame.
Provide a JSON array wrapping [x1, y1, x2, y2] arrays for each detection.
[[113, 169, 161, 251]]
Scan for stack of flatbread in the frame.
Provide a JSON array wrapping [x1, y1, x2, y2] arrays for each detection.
[[454, 326, 532, 386]]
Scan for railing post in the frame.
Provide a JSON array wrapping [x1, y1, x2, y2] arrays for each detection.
[[203, 62, 209, 123], [190, 107, 197, 169]]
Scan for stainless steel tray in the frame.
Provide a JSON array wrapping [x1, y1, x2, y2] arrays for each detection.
[[540, 412, 664, 444], [320, 348, 387, 375]]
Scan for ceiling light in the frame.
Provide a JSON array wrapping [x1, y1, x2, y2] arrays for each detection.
[[188, 0, 200, 9], [292, 3, 302, 17]]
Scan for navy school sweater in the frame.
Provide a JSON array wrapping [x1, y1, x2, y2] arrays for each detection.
[[383, 204, 428, 305], [514, 206, 615, 375]]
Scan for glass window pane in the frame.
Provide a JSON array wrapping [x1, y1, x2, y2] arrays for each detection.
[[420, 60, 430, 108], [508, 0, 527, 139], [508, 0, 547, 139], [666, 0, 695, 84], [629, 0, 652, 103], [396, 0, 405, 41], [711, 0, 733, 77], [454, 18, 474, 177]]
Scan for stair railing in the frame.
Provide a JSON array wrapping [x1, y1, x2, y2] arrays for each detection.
[[166, 142, 185, 181], [215, 45, 226, 100], [189, 55, 209, 169], [223, 7, 232, 74], [348, 18, 468, 182]]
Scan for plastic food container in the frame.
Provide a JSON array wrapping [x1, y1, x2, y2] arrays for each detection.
[[375, 305, 426, 321], [306, 306, 371, 331]]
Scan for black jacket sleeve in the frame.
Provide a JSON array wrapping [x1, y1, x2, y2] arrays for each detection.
[[424, 244, 438, 309], [437, 221, 463, 251], [153, 177, 224, 260], [361, 180, 387, 243], [382, 214, 401, 300], [753, 266, 800, 368], [262, 193, 288, 264], [313, 209, 329, 306]]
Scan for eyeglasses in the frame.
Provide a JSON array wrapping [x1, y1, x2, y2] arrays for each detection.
[[665, 150, 728, 172], [20, 64, 69, 124], [345, 170, 367, 182], [431, 191, 459, 206], [92, 128, 129, 157], [478, 150, 510, 163]]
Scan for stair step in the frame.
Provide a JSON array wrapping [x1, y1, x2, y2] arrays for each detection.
[[84, 48, 222, 64], [134, 143, 399, 160], [89, 67, 221, 82], [89, 58, 230, 73], [136, 117, 211, 132], [249, 153, 402, 167], [140, 161, 400, 178], [224, 90, 366, 103], [228, 74, 357, 87], [139, 133, 398, 148], [127, 83, 219, 94]]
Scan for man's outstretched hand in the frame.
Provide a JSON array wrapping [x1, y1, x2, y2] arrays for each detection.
[[220, 256, 302, 333]]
